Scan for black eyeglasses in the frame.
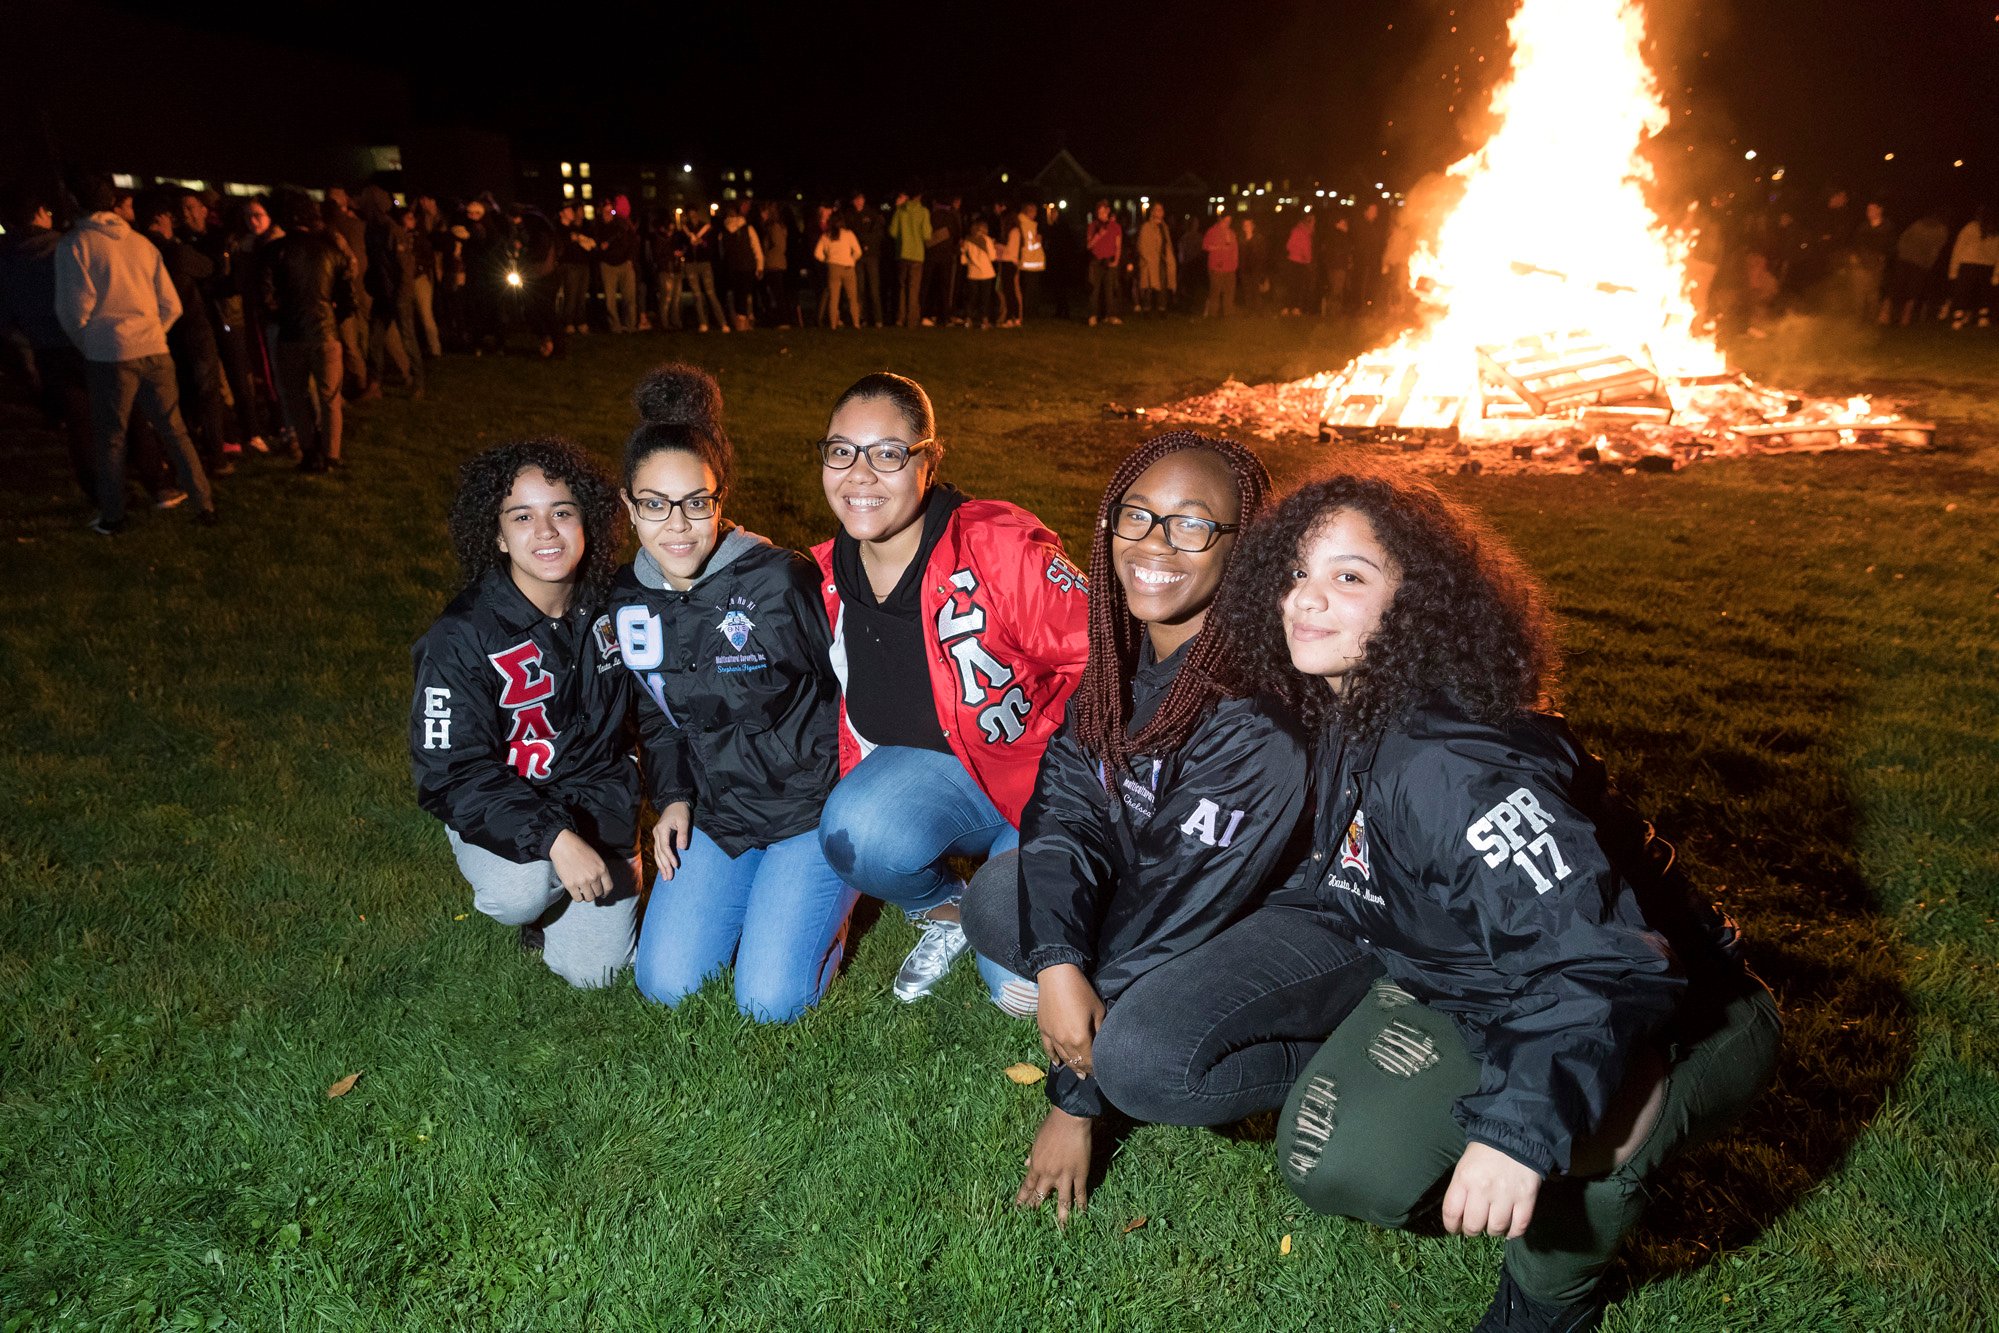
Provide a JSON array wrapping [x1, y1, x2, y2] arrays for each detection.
[[1109, 504, 1238, 553], [631, 493, 719, 523], [817, 439, 934, 472]]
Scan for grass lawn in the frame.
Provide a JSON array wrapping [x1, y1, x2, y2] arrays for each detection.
[[2, 315, 1995, 1331]]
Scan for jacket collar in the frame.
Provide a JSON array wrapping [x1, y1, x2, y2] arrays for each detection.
[[481, 565, 575, 633]]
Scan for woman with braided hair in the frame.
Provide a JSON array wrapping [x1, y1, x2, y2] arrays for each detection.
[[960, 432, 1380, 1223]]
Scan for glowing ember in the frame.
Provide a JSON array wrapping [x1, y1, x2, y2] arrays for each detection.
[[1147, 0, 1933, 473]]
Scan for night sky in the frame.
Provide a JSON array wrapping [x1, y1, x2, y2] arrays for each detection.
[[118, 0, 1999, 199]]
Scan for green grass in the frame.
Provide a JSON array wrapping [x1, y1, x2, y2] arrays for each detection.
[[2, 317, 1996, 1331]]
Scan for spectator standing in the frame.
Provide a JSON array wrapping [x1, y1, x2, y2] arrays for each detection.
[[814, 215, 863, 329], [0, 190, 97, 502], [322, 187, 371, 395], [598, 197, 641, 333], [1849, 201, 1894, 323], [56, 174, 216, 531], [994, 205, 1021, 326], [1009, 202, 1048, 324], [1321, 213, 1354, 312], [182, 192, 267, 455], [1202, 213, 1239, 317], [1134, 202, 1177, 316], [717, 204, 764, 331], [960, 217, 999, 328], [649, 210, 689, 330], [681, 210, 729, 333], [1282, 213, 1316, 315], [138, 192, 234, 477], [456, 197, 506, 355], [1238, 216, 1269, 313], [554, 204, 597, 333], [1352, 202, 1387, 309], [358, 185, 423, 394], [924, 195, 962, 324], [506, 203, 564, 359], [847, 193, 886, 326], [889, 191, 933, 327], [1946, 208, 1997, 330], [760, 202, 796, 327], [262, 194, 358, 474], [1886, 210, 1950, 326], [1084, 200, 1123, 326], [404, 207, 443, 358]]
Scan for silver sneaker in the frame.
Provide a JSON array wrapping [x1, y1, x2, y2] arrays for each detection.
[[893, 914, 970, 1002]]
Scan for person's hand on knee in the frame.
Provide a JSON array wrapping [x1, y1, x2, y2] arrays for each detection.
[[1036, 964, 1104, 1076], [550, 830, 613, 902], [1442, 1142, 1542, 1239], [653, 801, 692, 881]]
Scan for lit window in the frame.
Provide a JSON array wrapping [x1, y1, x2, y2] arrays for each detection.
[[581, 183, 592, 199], [643, 185, 657, 199], [112, 172, 136, 189], [561, 162, 573, 177], [583, 204, 596, 220], [580, 162, 591, 179], [563, 183, 575, 199], [1000, 172, 1009, 183], [743, 169, 752, 182], [723, 187, 738, 201], [723, 170, 736, 182]]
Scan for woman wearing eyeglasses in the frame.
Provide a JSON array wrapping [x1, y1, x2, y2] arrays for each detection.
[[958, 433, 1380, 1223], [611, 364, 853, 1022], [812, 372, 1089, 1010]]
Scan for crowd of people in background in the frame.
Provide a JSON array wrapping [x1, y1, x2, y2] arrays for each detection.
[[1, 168, 1992, 535]]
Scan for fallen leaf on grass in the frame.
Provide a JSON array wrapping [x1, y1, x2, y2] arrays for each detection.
[[1003, 1063, 1047, 1085], [1280, 1233, 1293, 1256], [1122, 1216, 1148, 1234], [454, 913, 468, 921], [326, 1072, 363, 1099]]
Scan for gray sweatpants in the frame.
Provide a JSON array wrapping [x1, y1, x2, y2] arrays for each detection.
[[446, 829, 640, 989]]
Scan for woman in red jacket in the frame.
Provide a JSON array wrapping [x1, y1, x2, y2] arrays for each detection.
[[813, 372, 1089, 1008]]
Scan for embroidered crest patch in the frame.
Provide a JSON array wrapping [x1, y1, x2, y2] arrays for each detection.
[[717, 609, 755, 651], [1339, 809, 1371, 879]]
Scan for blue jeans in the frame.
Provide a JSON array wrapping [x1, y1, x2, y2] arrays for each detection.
[[634, 826, 857, 1023], [818, 745, 1027, 1000]]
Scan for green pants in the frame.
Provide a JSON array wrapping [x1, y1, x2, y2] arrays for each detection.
[[1276, 975, 1781, 1305]]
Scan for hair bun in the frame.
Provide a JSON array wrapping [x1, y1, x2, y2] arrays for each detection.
[[633, 363, 723, 429]]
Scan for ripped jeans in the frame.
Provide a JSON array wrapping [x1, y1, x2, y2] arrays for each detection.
[[1277, 975, 1781, 1305]]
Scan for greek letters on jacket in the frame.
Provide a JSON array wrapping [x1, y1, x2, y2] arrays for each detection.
[[1299, 702, 1704, 1175], [812, 498, 1090, 827], [1016, 644, 1314, 1002], [609, 536, 839, 859], [408, 568, 637, 864]]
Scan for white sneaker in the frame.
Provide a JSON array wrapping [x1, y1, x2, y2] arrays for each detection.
[[893, 913, 970, 1002]]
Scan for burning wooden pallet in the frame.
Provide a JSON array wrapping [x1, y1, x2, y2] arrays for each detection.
[[1474, 330, 1660, 415], [1319, 357, 1468, 442]]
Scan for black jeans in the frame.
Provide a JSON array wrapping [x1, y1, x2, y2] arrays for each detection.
[[962, 851, 1380, 1122]]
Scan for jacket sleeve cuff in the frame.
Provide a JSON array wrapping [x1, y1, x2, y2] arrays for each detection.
[[1023, 946, 1091, 976], [529, 818, 576, 863], [1046, 1064, 1110, 1118], [1462, 1120, 1556, 1178]]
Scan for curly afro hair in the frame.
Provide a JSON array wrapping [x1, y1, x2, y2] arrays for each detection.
[[1211, 465, 1558, 742], [1069, 431, 1272, 798], [447, 438, 624, 609]]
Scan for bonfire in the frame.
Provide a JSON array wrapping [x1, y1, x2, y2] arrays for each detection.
[[1146, 0, 1934, 475]]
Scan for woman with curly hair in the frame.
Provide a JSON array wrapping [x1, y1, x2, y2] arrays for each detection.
[[959, 432, 1380, 1224], [409, 438, 640, 988], [1215, 469, 1780, 1332], [610, 365, 851, 1023]]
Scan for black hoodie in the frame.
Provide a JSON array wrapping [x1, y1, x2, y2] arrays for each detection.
[[610, 526, 839, 857]]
